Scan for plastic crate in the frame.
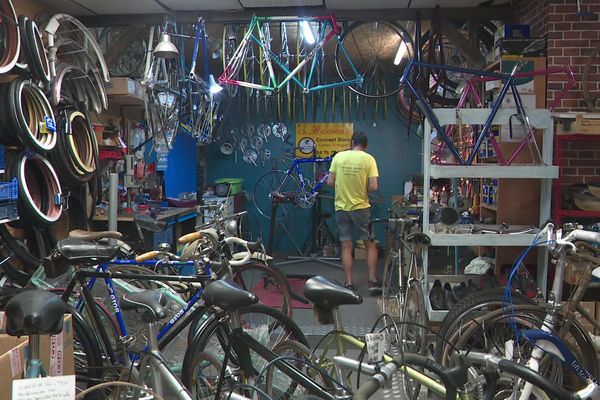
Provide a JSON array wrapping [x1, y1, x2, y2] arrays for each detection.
[[0, 178, 18, 201], [0, 178, 18, 223]]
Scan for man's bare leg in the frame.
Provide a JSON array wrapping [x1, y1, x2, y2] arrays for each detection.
[[365, 239, 378, 282], [341, 240, 353, 285]]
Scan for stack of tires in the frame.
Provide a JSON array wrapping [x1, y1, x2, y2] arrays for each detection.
[[0, 0, 103, 273]]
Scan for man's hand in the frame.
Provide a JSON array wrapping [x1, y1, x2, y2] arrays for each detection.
[[327, 171, 335, 186], [368, 176, 378, 192]]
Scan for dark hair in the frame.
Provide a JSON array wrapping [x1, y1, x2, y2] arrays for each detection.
[[351, 131, 368, 148]]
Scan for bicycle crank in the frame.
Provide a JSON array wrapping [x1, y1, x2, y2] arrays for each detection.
[[297, 192, 317, 208]]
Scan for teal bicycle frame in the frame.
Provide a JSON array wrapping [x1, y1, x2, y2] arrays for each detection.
[[219, 15, 363, 93]]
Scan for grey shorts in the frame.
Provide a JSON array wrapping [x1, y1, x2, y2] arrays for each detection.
[[335, 208, 371, 241]]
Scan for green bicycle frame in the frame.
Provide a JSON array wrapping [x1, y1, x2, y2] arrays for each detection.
[[318, 331, 454, 398], [219, 15, 362, 93]]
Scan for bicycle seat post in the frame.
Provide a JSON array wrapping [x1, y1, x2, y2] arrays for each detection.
[[26, 333, 43, 379]]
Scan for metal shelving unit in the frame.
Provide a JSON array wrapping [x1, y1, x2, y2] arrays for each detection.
[[422, 108, 558, 321]]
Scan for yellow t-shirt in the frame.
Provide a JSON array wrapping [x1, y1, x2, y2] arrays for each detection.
[[329, 150, 379, 211]]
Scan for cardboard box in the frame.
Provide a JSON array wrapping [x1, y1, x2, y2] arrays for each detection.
[[555, 113, 600, 135], [0, 314, 74, 400], [105, 77, 144, 99]]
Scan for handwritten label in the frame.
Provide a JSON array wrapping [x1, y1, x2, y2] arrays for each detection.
[[12, 375, 75, 400], [364, 332, 386, 364], [50, 331, 63, 376], [9, 347, 22, 378]]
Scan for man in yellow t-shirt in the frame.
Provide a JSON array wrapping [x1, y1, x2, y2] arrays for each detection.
[[327, 131, 380, 294]]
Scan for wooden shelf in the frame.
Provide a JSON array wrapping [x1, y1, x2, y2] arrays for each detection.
[[480, 203, 497, 212]]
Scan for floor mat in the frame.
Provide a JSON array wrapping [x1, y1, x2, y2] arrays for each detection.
[[252, 277, 312, 309]]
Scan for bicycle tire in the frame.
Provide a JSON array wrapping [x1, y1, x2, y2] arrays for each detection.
[[440, 303, 597, 395], [182, 351, 232, 400], [182, 304, 308, 396], [402, 280, 427, 354], [435, 287, 535, 357], [265, 340, 336, 399], [253, 170, 301, 222], [231, 262, 293, 318], [222, 24, 240, 98], [335, 20, 413, 98], [69, 306, 104, 391], [75, 381, 165, 400]]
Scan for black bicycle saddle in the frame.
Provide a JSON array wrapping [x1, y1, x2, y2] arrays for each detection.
[[5, 289, 66, 336], [203, 280, 258, 311], [121, 290, 167, 322], [304, 275, 363, 310]]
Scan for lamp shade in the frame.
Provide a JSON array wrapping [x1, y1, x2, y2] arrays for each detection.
[[153, 34, 179, 59]]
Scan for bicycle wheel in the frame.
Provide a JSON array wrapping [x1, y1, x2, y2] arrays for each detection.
[[439, 303, 598, 394], [253, 170, 301, 222], [231, 262, 293, 317], [75, 381, 164, 400], [182, 351, 232, 400], [265, 340, 335, 400], [182, 304, 308, 396], [222, 24, 240, 98], [435, 287, 535, 357], [335, 20, 413, 98], [402, 280, 427, 354], [70, 308, 104, 392]]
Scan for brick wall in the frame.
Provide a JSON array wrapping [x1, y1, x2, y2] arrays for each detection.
[[559, 141, 600, 185], [514, 0, 600, 210], [515, 0, 600, 112]]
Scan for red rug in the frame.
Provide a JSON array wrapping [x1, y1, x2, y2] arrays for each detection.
[[251, 277, 312, 309]]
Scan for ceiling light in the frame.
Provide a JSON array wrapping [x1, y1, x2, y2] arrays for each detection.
[[209, 74, 223, 94], [301, 20, 315, 45], [394, 41, 408, 65], [153, 34, 179, 59]]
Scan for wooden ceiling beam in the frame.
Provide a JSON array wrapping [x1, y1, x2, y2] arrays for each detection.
[[79, 4, 512, 27]]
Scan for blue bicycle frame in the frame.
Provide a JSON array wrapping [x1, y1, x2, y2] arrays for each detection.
[[73, 259, 212, 363], [400, 57, 532, 166], [521, 329, 599, 385], [286, 156, 332, 195]]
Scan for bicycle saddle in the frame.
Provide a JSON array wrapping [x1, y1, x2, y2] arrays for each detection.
[[121, 290, 167, 323], [304, 275, 362, 310], [57, 238, 118, 264], [406, 232, 431, 245], [203, 280, 258, 311], [246, 240, 263, 253], [5, 290, 66, 336], [68, 229, 123, 241], [136, 214, 168, 232]]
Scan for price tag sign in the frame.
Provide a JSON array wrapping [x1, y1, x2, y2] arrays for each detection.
[[12, 375, 75, 400], [365, 332, 386, 364], [45, 116, 56, 132]]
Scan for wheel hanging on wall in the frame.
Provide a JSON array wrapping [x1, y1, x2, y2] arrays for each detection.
[[5, 150, 63, 227], [49, 107, 98, 187], [0, 0, 20, 75], [18, 16, 51, 83], [0, 78, 57, 152]]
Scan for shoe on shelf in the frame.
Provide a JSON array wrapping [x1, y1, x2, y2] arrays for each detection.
[[368, 280, 382, 295], [345, 282, 356, 291], [443, 282, 456, 309], [429, 279, 445, 310]]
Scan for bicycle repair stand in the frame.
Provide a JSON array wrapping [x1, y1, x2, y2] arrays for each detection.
[[276, 192, 342, 271]]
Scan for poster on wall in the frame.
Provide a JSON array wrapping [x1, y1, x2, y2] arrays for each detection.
[[295, 123, 353, 158]]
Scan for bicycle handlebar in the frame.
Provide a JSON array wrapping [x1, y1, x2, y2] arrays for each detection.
[[353, 353, 462, 400], [464, 352, 584, 400]]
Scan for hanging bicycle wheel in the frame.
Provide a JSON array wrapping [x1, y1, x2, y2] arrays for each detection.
[[253, 170, 301, 222], [335, 20, 413, 98], [222, 24, 240, 98]]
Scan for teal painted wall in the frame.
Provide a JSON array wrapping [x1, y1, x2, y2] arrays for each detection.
[[205, 97, 423, 252]]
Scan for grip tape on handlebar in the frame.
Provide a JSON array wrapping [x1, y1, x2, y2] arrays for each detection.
[[135, 250, 159, 262], [178, 232, 202, 244]]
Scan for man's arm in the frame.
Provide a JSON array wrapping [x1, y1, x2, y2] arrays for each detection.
[[368, 176, 378, 192], [327, 171, 335, 186]]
